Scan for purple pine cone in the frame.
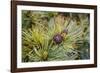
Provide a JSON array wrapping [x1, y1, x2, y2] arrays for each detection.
[[62, 29, 68, 34], [53, 34, 63, 44]]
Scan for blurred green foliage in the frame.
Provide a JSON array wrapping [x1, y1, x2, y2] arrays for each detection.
[[22, 10, 90, 62]]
